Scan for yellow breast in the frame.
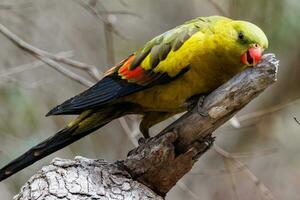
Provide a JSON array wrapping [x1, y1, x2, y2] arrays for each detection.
[[123, 30, 246, 112]]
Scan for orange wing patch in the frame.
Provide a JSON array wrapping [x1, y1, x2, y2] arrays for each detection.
[[118, 55, 151, 84]]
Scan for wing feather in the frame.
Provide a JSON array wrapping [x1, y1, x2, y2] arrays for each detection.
[[46, 21, 201, 116]]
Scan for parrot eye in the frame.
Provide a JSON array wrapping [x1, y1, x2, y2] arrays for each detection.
[[238, 31, 245, 40]]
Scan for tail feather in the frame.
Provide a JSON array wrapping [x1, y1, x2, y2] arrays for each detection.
[[0, 109, 118, 182]]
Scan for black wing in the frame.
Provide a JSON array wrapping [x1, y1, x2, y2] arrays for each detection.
[[46, 64, 190, 116], [46, 21, 200, 116]]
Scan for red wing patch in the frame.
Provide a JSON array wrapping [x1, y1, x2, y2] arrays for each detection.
[[118, 55, 151, 85]]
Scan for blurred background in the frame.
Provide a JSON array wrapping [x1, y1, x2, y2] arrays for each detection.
[[0, 0, 299, 199]]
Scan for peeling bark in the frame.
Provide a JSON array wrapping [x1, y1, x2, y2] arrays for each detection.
[[14, 157, 162, 200], [15, 54, 279, 199]]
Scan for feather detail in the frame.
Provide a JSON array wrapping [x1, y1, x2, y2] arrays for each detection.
[[119, 55, 148, 83]]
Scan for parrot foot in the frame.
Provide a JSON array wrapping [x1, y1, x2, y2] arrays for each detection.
[[197, 95, 208, 117], [185, 94, 208, 117], [185, 95, 199, 111]]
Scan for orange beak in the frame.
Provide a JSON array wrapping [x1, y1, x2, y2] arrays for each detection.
[[241, 45, 263, 66]]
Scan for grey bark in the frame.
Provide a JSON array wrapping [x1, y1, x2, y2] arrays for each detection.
[[14, 54, 279, 200], [14, 157, 162, 200]]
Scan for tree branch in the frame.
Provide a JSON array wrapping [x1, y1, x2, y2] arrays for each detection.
[[0, 23, 101, 81], [119, 53, 278, 196], [0, 51, 73, 77], [76, 0, 128, 40], [14, 157, 163, 200], [14, 54, 279, 199], [214, 144, 276, 200]]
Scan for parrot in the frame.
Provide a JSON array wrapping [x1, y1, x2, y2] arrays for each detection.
[[0, 16, 268, 181]]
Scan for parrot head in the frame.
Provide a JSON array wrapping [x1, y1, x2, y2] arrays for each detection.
[[231, 20, 268, 67], [211, 17, 268, 67]]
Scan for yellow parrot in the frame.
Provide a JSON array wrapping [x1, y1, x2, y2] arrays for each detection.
[[0, 16, 268, 181]]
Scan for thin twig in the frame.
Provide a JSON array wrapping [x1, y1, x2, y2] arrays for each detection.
[[35, 55, 94, 87], [0, 2, 33, 10], [214, 144, 277, 159], [214, 144, 276, 200], [84, 1, 141, 147], [103, 22, 115, 66], [223, 157, 240, 200], [95, 1, 117, 66], [293, 117, 300, 125], [0, 51, 73, 77], [99, 10, 141, 18], [0, 75, 55, 90], [87, 0, 116, 65], [77, 0, 128, 40], [0, 23, 94, 87], [0, 51, 73, 90], [227, 98, 300, 128], [0, 23, 101, 81], [188, 145, 276, 176]]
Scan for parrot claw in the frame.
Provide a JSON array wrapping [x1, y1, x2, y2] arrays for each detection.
[[197, 96, 208, 117], [185, 95, 201, 111], [185, 94, 208, 117], [198, 107, 208, 117]]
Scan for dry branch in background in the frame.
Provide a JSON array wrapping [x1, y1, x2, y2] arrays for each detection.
[[0, 23, 101, 84], [294, 117, 300, 125], [214, 144, 276, 200], [0, 8, 142, 162], [76, 0, 144, 153], [14, 54, 279, 199]]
